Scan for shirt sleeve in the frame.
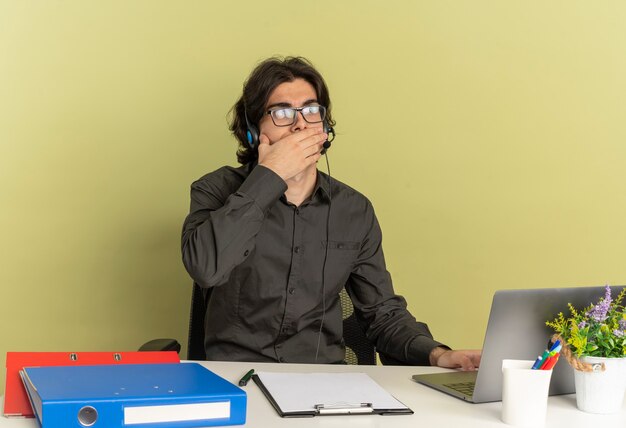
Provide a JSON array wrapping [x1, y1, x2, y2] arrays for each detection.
[[345, 202, 448, 365], [181, 165, 287, 288]]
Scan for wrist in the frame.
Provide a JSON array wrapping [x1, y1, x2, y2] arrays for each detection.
[[429, 346, 447, 366], [258, 161, 288, 182]]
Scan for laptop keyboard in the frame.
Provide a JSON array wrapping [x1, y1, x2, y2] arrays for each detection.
[[444, 381, 475, 396]]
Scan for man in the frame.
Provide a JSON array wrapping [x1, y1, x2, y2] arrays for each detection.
[[182, 56, 480, 369]]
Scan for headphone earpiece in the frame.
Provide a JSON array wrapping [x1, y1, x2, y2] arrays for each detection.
[[244, 110, 259, 149], [246, 125, 259, 149]]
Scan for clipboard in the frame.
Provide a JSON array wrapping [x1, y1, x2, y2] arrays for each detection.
[[252, 371, 413, 417]]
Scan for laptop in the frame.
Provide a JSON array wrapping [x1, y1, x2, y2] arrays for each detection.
[[412, 285, 623, 403]]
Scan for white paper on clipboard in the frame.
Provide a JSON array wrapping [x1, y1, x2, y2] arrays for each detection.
[[254, 371, 411, 415]]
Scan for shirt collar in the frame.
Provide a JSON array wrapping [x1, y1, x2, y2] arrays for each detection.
[[313, 170, 331, 201]]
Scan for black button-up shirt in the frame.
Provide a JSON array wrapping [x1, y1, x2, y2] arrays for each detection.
[[182, 164, 445, 364]]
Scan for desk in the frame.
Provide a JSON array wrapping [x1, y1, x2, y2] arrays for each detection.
[[2, 361, 625, 427]]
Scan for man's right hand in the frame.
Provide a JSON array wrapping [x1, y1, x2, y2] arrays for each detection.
[[257, 128, 327, 182]]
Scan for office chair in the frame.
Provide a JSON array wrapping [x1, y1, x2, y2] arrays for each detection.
[[140, 283, 377, 365], [339, 288, 376, 365]]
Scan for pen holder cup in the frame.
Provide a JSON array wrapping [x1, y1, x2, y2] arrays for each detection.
[[501, 359, 553, 428]]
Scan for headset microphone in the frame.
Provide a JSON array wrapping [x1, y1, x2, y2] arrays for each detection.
[[322, 123, 335, 153]]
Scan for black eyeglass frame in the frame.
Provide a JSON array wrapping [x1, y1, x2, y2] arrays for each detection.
[[265, 105, 327, 127]]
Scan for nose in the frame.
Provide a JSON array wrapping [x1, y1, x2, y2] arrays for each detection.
[[290, 110, 308, 132]]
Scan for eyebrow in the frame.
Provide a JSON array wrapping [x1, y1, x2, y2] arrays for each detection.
[[266, 98, 319, 110]]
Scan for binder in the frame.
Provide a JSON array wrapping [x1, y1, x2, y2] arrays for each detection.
[[3, 351, 180, 418], [20, 363, 246, 428], [252, 371, 413, 417]]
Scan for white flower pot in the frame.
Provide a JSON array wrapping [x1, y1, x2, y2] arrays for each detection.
[[574, 356, 626, 414]]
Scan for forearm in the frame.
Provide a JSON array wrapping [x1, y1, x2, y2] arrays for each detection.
[[182, 165, 286, 287], [365, 303, 447, 365], [182, 202, 262, 287]]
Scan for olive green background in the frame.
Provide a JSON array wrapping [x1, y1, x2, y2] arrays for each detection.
[[2, 1, 626, 393]]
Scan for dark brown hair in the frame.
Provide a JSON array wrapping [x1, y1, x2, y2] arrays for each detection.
[[229, 56, 335, 165]]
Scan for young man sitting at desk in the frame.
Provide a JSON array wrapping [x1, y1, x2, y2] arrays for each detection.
[[181, 56, 481, 370]]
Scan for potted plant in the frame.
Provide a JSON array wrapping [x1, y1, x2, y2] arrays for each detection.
[[546, 285, 626, 413]]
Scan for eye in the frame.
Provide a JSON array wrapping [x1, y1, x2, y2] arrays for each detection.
[[304, 106, 319, 115], [283, 108, 296, 119], [273, 109, 286, 120]]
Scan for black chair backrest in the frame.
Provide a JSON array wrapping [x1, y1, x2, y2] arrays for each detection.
[[339, 288, 376, 365], [186, 283, 377, 364]]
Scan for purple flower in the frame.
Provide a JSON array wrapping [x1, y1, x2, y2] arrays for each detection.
[[619, 319, 626, 331], [586, 285, 612, 323], [613, 329, 624, 338], [578, 321, 587, 329]]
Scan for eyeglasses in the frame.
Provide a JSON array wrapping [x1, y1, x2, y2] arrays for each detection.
[[266, 105, 327, 127]]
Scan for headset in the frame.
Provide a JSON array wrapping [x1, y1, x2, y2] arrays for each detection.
[[245, 110, 335, 152]]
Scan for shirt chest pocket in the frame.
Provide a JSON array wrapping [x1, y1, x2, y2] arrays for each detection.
[[321, 240, 361, 267], [323, 241, 360, 251], [319, 241, 361, 293]]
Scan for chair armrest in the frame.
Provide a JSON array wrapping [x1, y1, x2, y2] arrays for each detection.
[[138, 338, 181, 353]]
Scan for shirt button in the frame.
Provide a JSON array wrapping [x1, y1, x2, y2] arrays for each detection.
[[294, 246, 300, 254], [279, 357, 285, 363], [295, 208, 300, 215], [288, 288, 295, 295], [244, 250, 249, 256]]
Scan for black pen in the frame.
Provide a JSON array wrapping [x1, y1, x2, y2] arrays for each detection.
[[238, 369, 255, 386]]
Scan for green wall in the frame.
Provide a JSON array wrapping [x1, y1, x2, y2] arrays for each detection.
[[2, 1, 626, 392]]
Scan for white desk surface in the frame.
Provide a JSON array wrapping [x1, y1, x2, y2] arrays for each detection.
[[2, 360, 625, 427]]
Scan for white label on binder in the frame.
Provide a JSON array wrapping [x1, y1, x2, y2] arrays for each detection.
[[124, 401, 230, 424]]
